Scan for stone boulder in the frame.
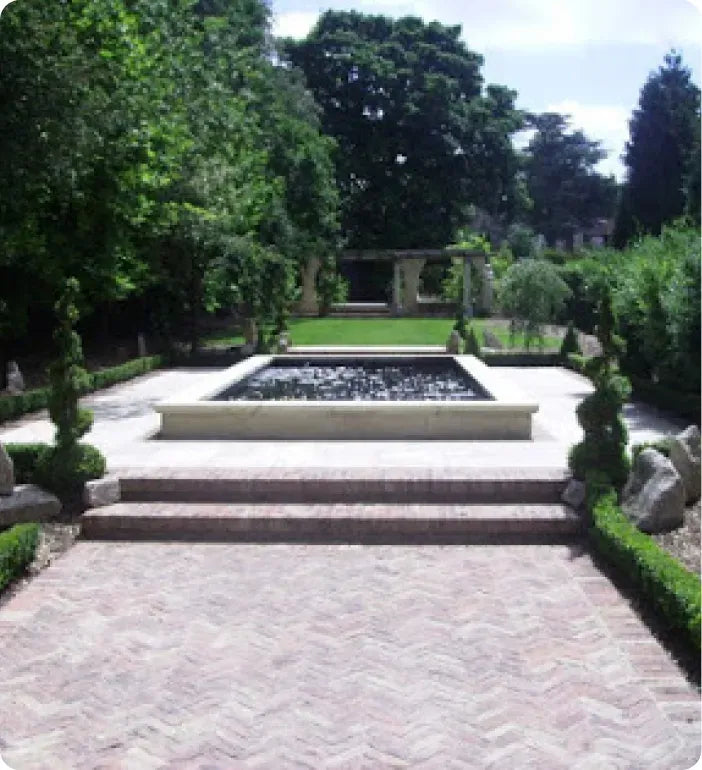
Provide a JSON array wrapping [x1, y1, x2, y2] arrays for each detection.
[[482, 329, 503, 350], [668, 425, 701, 504], [0, 485, 61, 527], [622, 449, 685, 533], [0, 443, 14, 496], [6, 360, 25, 394], [561, 479, 586, 509], [446, 330, 462, 354]]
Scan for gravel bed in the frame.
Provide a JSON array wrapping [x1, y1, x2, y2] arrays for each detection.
[[652, 501, 701, 575]]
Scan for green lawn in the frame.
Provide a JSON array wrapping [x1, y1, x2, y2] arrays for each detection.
[[206, 317, 561, 350]]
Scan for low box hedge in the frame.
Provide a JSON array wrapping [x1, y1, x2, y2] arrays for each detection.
[[629, 376, 700, 424], [0, 523, 39, 593], [4, 443, 49, 484], [589, 487, 701, 651], [482, 351, 561, 367], [0, 354, 164, 424]]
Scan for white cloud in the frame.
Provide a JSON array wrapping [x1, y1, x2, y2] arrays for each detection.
[[272, 11, 318, 39], [545, 100, 630, 179]]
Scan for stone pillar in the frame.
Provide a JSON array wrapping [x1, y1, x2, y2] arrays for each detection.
[[462, 256, 473, 319], [400, 258, 425, 315], [481, 262, 494, 315], [298, 256, 321, 316], [391, 260, 403, 315]]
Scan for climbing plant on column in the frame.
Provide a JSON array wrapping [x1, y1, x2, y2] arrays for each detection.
[[35, 278, 106, 497]]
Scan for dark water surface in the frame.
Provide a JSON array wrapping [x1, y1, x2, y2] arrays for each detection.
[[213, 357, 492, 402]]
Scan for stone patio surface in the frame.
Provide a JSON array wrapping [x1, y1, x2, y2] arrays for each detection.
[[0, 366, 686, 471], [0, 541, 699, 769]]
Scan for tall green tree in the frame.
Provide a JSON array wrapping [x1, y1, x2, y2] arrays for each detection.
[[283, 11, 524, 249], [523, 113, 617, 245], [614, 52, 701, 246]]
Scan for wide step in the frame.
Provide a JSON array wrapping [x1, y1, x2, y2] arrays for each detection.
[[118, 468, 568, 504], [82, 502, 582, 542]]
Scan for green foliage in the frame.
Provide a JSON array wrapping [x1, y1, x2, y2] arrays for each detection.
[[47, 280, 94, 448], [614, 52, 700, 246], [589, 489, 701, 650], [559, 321, 581, 358], [4, 443, 49, 484], [464, 326, 482, 357], [523, 112, 617, 244], [506, 223, 536, 260], [499, 260, 571, 350], [568, 289, 631, 490], [0, 388, 50, 424], [0, 524, 39, 594], [34, 443, 106, 497], [285, 12, 524, 248]]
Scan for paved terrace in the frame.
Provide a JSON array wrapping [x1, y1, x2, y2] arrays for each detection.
[[0, 366, 687, 471], [0, 366, 697, 768]]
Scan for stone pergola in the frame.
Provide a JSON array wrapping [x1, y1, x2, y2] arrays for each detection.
[[298, 249, 494, 317]]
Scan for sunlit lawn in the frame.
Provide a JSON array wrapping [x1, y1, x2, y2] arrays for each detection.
[[205, 317, 561, 350]]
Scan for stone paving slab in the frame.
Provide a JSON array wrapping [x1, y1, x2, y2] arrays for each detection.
[[0, 542, 698, 768]]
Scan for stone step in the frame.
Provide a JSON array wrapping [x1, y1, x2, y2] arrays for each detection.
[[117, 468, 568, 505], [81, 502, 583, 542]]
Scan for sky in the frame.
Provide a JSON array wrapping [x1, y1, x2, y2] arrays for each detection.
[[271, 0, 702, 180]]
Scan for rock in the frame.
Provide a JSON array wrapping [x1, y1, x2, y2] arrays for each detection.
[[446, 330, 462, 354], [6, 360, 25, 394], [84, 476, 120, 508], [0, 443, 13, 496], [482, 329, 503, 350], [137, 332, 147, 357], [277, 332, 290, 353], [668, 425, 701, 504], [562, 479, 586, 509], [622, 449, 685, 533], [0, 484, 61, 527]]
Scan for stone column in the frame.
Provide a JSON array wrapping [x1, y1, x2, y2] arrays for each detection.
[[391, 259, 403, 315], [400, 258, 425, 315], [298, 256, 321, 316], [481, 262, 494, 315], [462, 256, 473, 319]]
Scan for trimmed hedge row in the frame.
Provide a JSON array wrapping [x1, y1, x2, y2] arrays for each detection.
[[482, 351, 561, 367], [0, 355, 164, 424], [629, 376, 701, 424], [5, 443, 48, 484], [0, 523, 39, 593], [589, 488, 701, 651]]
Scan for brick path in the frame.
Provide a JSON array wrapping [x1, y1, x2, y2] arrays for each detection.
[[0, 541, 699, 768]]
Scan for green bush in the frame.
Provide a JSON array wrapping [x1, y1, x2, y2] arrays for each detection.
[[0, 355, 163, 425], [464, 325, 481, 357], [33, 443, 106, 497], [590, 489, 701, 650], [559, 321, 581, 358], [0, 523, 39, 593], [4, 443, 49, 484], [499, 259, 571, 350]]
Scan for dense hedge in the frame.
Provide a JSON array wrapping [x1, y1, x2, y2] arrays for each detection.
[[482, 351, 561, 366], [4, 443, 48, 484], [0, 355, 163, 424], [630, 376, 701, 424], [590, 489, 701, 651], [0, 523, 39, 593]]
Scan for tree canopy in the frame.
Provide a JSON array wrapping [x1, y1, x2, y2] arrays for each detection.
[[522, 113, 618, 244], [283, 11, 524, 249], [614, 51, 701, 246]]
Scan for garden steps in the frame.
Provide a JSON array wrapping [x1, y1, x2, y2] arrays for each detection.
[[81, 501, 583, 542], [115, 467, 569, 505]]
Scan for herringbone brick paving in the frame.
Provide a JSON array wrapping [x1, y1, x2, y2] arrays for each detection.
[[0, 542, 699, 769]]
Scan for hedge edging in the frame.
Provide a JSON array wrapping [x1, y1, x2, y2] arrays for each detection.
[[0, 523, 40, 593], [0, 355, 164, 424], [589, 487, 701, 651]]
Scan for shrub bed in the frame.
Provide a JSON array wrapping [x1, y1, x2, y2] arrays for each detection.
[[590, 488, 701, 650], [483, 351, 561, 367], [0, 354, 163, 424], [0, 523, 39, 593]]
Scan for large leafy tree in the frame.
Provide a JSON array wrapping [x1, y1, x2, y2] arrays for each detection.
[[614, 52, 701, 246], [522, 113, 617, 244], [283, 11, 524, 248]]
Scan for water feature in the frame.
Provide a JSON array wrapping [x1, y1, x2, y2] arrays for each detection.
[[212, 357, 490, 402]]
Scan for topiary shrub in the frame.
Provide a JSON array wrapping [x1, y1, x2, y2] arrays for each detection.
[[4, 443, 50, 484], [568, 288, 631, 490], [559, 321, 581, 359], [39, 279, 105, 497], [464, 325, 482, 357]]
